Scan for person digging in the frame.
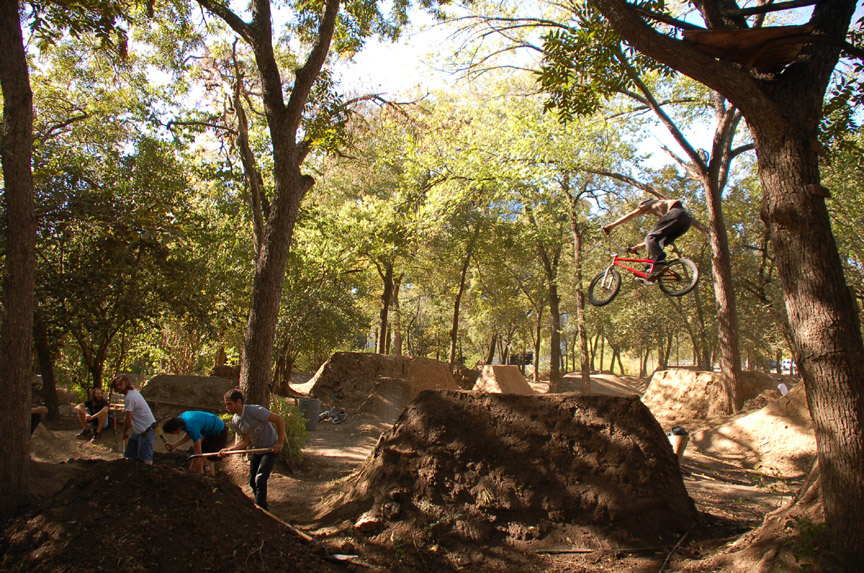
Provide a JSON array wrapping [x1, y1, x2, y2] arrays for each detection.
[[74, 387, 110, 443], [602, 197, 692, 280], [220, 388, 287, 510], [163, 411, 229, 476]]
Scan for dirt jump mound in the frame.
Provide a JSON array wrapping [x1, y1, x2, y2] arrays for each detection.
[[472, 365, 534, 394], [641, 368, 782, 428], [305, 352, 458, 421], [318, 391, 696, 562], [0, 459, 336, 572], [691, 383, 816, 477], [142, 375, 235, 419]]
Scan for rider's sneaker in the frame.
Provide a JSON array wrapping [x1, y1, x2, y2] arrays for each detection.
[[75, 428, 92, 439], [647, 261, 668, 280]]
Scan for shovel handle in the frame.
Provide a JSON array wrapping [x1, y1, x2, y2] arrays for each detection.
[[187, 447, 273, 459]]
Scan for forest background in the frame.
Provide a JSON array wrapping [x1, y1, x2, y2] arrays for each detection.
[[1, 0, 863, 563]]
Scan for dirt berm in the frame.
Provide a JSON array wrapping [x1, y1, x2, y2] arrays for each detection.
[[316, 391, 697, 558], [305, 352, 457, 421]]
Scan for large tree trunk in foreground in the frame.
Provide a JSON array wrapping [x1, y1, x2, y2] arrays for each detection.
[[757, 127, 864, 567], [0, 0, 36, 517]]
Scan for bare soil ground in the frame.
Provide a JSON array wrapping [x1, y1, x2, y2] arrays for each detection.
[[3, 363, 823, 572]]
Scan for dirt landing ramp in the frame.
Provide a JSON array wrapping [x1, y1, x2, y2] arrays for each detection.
[[691, 383, 816, 477], [305, 352, 457, 421], [641, 369, 780, 428], [472, 365, 534, 394], [318, 391, 696, 559], [142, 375, 235, 419]]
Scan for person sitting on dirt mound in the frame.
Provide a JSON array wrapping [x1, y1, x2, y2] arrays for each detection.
[[220, 389, 286, 510], [163, 411, 229, 476], [112, 374, 157, 465], [74, 388, 109, 443], [602, 197, 692, 280]]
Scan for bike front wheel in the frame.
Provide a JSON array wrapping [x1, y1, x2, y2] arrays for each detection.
[[588, 268, 622, 306], [657, 258, 699, 296]]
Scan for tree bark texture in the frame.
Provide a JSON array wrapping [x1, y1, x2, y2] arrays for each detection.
[[0, 0, 36, 517], [588, 0, 864, 563], [569, 195, 592, 392]]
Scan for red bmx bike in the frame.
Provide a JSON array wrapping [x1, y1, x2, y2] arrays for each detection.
[[588, 239, 699, 306]]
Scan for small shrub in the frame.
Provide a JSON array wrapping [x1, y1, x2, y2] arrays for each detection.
[[270, 396, 308, 467]]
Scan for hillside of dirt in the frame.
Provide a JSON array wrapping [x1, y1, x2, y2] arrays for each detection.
[[313, 391, 697, 570], [0, 457, 337, 572]]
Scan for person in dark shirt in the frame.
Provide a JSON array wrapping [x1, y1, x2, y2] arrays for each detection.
[[74, 387, 109, 443]]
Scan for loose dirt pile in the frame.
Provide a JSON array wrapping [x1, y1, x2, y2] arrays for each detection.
[[142, 375, 235, 419], [691, 383, 816, 477], [301, 352, 458, 422], [0, 458, 336, 572], [451, 364, 480, 390], [641, 369, 787, 429], [314, 391, 696, 570], [473, 365, 534, 394]]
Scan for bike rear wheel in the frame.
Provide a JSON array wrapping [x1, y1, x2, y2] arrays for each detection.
[[657, 258, 699, 296], [588, 268, 622, 306]]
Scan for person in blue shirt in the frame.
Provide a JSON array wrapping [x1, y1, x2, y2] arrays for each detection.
[[163, 411, 228, 476]]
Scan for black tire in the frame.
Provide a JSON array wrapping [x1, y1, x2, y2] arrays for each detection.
[[588, 268, 622, 306], [332, 411, 347, 425], [657, 258, 699, 296]]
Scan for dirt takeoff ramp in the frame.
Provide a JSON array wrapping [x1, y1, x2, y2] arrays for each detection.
[[472, 364, 534, 394], [317, 391, 697, 559], [306, 352, 458, 422]]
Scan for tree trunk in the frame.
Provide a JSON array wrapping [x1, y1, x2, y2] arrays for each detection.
[[201, 0, 340, 407], [392, 276, 403, 356], [449, 228, 479, 366], [0, 0, 35, 517], [569, 195, 592, 392], [33, 319, 60, 421], [375, 260, 394, 355], [757, 126, 864, 566], [533, 306, 543, 385], [485, 334, 496, 365]]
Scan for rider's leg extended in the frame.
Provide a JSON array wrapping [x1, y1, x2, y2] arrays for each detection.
[[645, 208, 692, 265]]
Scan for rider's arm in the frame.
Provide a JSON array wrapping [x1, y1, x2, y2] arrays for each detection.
[[628, 241, 646, 253], [602, 206, 644, 234]]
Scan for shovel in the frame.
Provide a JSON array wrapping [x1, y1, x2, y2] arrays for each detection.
[[187, 447, 273, 459]]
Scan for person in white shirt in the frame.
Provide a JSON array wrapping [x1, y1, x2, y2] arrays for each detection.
[[112, 374, 156, 464]]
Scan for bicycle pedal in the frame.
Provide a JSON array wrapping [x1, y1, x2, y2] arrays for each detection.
[[636, 277, 653, 286]]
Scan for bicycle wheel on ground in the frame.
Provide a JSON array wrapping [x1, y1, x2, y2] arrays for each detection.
[[588, 268, 622, 306], [657, 258, 699, 296]]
